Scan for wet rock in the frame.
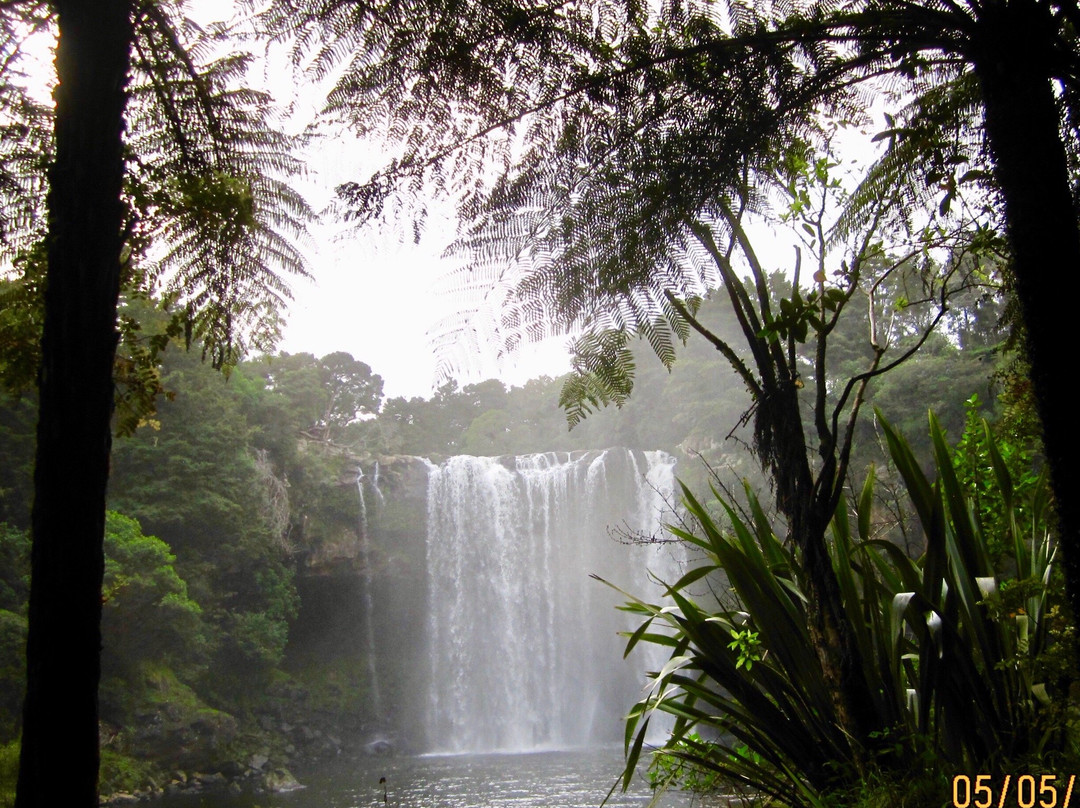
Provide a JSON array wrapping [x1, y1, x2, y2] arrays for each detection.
[[263, 768, 304, 793], [364, 737, 394, 756], [195, 771, 227, 787]]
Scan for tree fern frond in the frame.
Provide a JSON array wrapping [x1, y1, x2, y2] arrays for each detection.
[[124, 4, 312, 364], [834, 71, 990, 245], [559, 327, 636, 427], [257, 0, 1018, 412], [0, 13, 52, 260]]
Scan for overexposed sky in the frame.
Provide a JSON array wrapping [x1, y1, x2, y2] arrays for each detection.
[[187, 0, 573, 400], [11, 0, 571, 401]]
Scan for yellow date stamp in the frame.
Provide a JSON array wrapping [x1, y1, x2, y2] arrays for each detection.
[[952, 775, 1077, 808]]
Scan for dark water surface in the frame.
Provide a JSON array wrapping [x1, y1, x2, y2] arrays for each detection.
[[156, 747, 735, 808]]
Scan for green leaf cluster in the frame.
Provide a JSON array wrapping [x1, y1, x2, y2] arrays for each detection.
[[107, 347, 300, 686], [101, 511, 207, 679], [0, 511, 214, 744], [612, 412, 1072, 806]]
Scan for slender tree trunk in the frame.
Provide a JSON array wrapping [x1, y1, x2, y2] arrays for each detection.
[[16, 2, 133, 805], [972, 4, 1080, 649], [760, 384, 880, 758]]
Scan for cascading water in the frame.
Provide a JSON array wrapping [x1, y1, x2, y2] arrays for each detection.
[[355, 467, 384, 720], [372, 461, 385, 506], [424, 448, 682, 755]]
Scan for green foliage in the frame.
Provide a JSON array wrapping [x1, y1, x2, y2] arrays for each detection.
[[0, 252, 45, 395], [461, 407, 512, 455], [0, 739, 17, 808], [107, 347, 301, 697], [861, 347, 994, 454], [98, 749, 158, 797], [0, 525, 28, 739], [0, 393, 34, 529], [1, 512, 219, 744], [249, 351, 384, 442], [726, 628, 762, 671], [611, 412, 1071, 806], [646, 732, 726, 794], [165, 171, 257, 244], [951, 394, 1043, 562], [218, 567, 298, 672], [109, 349, 265, 554], [102, 512, 207, 678], [286, 656, 377, 719], [559, 329, 637, 428], [0, 524, 28, 613], [221, 610, 291, 669], [0, 612, 25, 741]]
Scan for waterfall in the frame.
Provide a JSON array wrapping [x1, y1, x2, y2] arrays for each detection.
[[355, 467, 384, 720], [424, 448, 681, 754], [372, 461, 386, 506]]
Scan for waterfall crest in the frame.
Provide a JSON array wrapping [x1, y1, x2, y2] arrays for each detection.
[[424, 448, 680, 754]]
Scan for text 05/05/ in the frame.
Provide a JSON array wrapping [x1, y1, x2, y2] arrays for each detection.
[[953, 774, 1077, 808]]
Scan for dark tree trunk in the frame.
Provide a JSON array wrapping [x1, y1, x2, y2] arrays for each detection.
[[15, 1, 134, 805], [972, 4, 1080, 650], [759, 383, 881, 758]]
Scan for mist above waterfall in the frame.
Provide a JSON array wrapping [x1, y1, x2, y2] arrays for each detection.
[[423, 448, 681, 754]]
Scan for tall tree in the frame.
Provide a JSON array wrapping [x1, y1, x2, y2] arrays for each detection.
[[6, 3, 310, 804], [16, 3, 133, 804], [255, 351, 384, 442]]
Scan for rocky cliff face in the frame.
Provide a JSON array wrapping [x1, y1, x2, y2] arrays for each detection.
[[284, 452, 431, 752], [293, 451, 430, 576]]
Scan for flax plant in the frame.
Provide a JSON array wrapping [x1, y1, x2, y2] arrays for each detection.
[[608, 413, 1071, 806]]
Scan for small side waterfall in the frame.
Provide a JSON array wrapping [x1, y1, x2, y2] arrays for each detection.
[[372, 461, 385, 506], [355, 467, 384, 720], [424, 448, 681, 754]]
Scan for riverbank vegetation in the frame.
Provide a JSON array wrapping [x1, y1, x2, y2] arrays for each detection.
[[619, 409, 1071, 806]]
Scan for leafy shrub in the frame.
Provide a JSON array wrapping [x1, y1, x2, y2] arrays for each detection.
[[98, 748, 158, 796], [223, 610, 291, 668], [102, 511, 207, 678], [0, 612, 26, 738], [646, 732, 727, 794], [0, 740, 16, 808], [611, 412, 1074, 806]]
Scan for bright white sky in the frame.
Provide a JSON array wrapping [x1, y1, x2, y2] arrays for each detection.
[[187, 0, 574, 400], [278, 134, 573, 400], [15, 0, 572, 401]]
